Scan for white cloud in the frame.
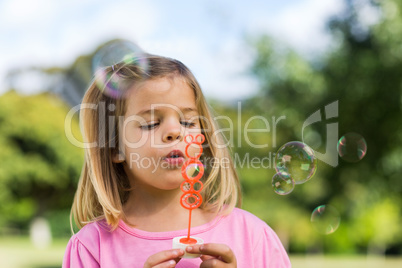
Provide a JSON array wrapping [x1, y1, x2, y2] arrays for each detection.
[[142, 35, 258, 101], [355, 0, 382, 27], [0, 0, 344, 100], [8, 69, 50, 95], [1, 0, 58, 26], [200, 38, 259, 101], [251, 0, 345, 56], [0, 0, 159, 94]]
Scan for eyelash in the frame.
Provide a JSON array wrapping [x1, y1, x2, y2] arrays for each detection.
[[140, 122, 159, 130], [181, 121, 196, 127], [140, 121, 196, 130]]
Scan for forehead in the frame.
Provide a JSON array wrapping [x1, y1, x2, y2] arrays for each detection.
[[125, 76, 197, 116]]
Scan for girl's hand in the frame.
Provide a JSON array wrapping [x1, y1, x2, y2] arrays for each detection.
[[144, 249, 184, 268], [186, 243, 237, 267]]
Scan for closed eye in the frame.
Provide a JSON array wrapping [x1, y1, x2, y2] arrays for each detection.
[[181, 121, 196, 127], [140, 122, 159, 130]]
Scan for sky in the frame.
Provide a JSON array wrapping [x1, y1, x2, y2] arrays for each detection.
[[0, 0, 346, 101]]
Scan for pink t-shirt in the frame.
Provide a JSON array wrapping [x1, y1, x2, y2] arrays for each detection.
[[63, 208, 291, 267]]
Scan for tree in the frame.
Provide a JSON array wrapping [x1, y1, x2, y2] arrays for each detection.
[[246, 0, 402, 253], [0, 91, 83, 236]]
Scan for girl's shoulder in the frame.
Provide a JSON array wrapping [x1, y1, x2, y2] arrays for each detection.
[[216, 207, 277, 238], [227, 207, 271, 228], [63, 220, 109, 266], [72, 219, 112, 246], [216, 207, 291, 267]]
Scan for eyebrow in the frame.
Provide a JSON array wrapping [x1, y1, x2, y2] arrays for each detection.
[[136, 107, 199, 116]]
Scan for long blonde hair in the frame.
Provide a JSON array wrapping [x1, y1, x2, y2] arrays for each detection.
[[72, 54, 241, 231]]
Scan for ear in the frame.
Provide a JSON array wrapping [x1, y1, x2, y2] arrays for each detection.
[[112, 150, 125, 163]]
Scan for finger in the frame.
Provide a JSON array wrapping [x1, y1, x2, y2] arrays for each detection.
[[145, 249, 184, 267], [174, 257, 182, 264], [199, 258, 224, 268], [198, 244, 235, 263], [152, 260, 178, 268], [200, 255, 216, 262], [185, 244, 203, 254]]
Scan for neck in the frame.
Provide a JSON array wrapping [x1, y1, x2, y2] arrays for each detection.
[[122, 178, 217, 232], [126, 186, 182, 215], [123, 185, 190, 231]]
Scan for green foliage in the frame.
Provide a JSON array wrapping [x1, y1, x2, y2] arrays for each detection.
[[0, 91, 83, 233], [236, 0, 402, 254]]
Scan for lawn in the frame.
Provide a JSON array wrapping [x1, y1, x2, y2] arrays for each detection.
[[290, 254, 402, 268], [1, 236, 401, 268], [0, 236, 66, 268]]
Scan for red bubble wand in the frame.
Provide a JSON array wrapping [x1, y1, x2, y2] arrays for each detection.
[[179, 133, 205, 244]]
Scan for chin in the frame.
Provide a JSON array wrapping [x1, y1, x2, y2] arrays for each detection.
[[163, 180, 183, 190]]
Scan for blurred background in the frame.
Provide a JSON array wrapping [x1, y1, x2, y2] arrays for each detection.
[[0, 0, 401, 267]]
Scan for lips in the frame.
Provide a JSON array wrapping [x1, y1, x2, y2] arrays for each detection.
[[165, 150, 184, 159], [163, 150, 185, 167]]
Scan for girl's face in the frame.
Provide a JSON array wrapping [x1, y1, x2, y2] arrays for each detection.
[[121, 76, 201, 192]]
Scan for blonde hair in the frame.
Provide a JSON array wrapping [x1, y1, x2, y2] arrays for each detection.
[[71, 54, 241, 231]]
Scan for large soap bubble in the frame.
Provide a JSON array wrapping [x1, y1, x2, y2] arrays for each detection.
[[91, 40, 148, 99], [275, 141, 317, 184], [92, 39, 148, 73]]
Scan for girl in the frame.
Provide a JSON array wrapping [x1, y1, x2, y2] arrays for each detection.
[[63, 54, 291, 267]]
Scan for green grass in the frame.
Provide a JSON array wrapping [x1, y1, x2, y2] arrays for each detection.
[[0, 236, 67, 268], [290, 254, 402, 268], [1, 236, 401, 268]]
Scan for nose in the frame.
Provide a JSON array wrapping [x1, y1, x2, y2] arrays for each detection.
[[162, 121, 183, 142]]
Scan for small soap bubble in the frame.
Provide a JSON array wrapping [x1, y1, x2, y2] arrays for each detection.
[[272, 172, 295, 195], [186, 163, 201, 179], [337, 132, 367, 163], [91, 40, 148, 99], [275, 141, 317, 184], [311, 205, 341, 234]]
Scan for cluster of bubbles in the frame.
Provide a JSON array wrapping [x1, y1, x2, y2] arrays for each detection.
[[273, 141, 317, 195], [91, 40, 149, 99], [272, 132, 367, 235]]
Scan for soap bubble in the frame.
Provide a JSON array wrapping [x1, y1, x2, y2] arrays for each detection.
[[272, 172, 295, 195], [91, 40, 148, 98], [275, 141, 317, 184], [337, 133, 367, 163], [182, 160, 204, 183], [92, 39, 148, 73], [185, 163, 202, 179], [94, 70, 126, 99], [311, 205, 341, 234]]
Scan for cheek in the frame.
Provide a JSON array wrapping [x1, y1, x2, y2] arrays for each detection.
[[124, 146, 155, 173], [123, 128, 149, 147], [183, 127, 202, 143], [122, 130, 149, 161]]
